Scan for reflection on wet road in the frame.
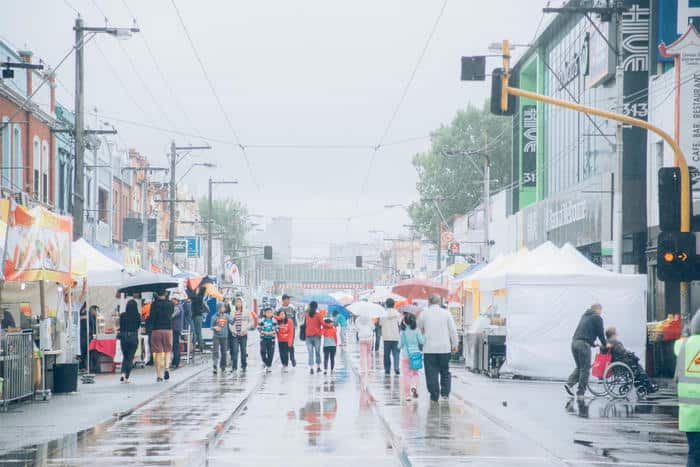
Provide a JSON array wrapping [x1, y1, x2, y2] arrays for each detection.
[[208, 347, 399, 466], [2, 353, 262, 466], [0, 337, 688, 466]]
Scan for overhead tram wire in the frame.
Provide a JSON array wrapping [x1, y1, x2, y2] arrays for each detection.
[[353, 0, 450, 202], [357, 0, 450, 198], [91, 0, 181, 134], [119, 0, 206, 144], [169, 0, 259, 190]]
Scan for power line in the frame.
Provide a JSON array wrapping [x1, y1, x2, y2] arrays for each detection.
[[120, 0, 206, 145], [169, 0, 259, 190], [91, 0, 181, 134], [358, 0, 450, 197]]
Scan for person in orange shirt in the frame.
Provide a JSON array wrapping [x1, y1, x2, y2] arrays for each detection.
[[322, 317, 338, 374], [303, 301, 326, 374], [276, 310, 295, 372]]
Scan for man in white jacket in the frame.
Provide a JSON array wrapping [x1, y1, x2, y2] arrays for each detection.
[[418, 295, 458, 402], [380, 298, 401, 376]]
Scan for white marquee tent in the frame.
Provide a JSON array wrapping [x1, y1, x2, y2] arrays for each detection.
[[474, 242, 647, 379]]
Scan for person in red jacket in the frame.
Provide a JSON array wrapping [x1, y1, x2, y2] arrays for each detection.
[[322, 317, 338, 374], [303, 301, 326, 374], [276, 310, 295, 372]]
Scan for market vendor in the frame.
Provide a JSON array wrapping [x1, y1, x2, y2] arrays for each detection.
[[1, 308, 16, 330], [79, 304, 98, 371]]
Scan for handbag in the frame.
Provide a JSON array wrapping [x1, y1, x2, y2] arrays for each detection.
[[402, 332, 423, 370], [299, 323, 306, 341], [591, 352, 611, 378]]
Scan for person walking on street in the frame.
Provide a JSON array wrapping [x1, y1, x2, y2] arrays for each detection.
[[303, 301, 325, 374], [333, 310, 348, 347], [118, 299, 141, 383], [400, 312, 425, 402], [675, 312, 700, 467], [374, 317, 382, 352], [322, 316, 338, 374], [381, 298, 401, 376], [258, 307, 278, 373], [170, 296, 185, 370], [418, 295, 458, 402], [565, 303, 606, 397], [187, 286, 207, 351], [211, 304, 232, 374], [148, 291, 175, 382], [356, 313, 375, 378], [229, 297, 253, 373], [277, 294, 297, 366], [276, 309, 294, 372]]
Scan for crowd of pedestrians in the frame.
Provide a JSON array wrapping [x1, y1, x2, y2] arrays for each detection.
[[114, 288, 460, 408]]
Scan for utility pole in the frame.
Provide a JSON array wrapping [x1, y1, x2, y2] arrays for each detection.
[[482, 130, 491, 262], [72, 19, 138, 241], [436, 223, 441, 272], [169, 142, 176, 274], [121, 166, 168, 270], [73, 17, 84, 240], [207, 178, 238, 275]]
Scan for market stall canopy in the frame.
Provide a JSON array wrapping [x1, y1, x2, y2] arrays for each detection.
[[478, 242, 561, 291], [117, 270, 178, 295], [186, 275, 224, 300], [71, 239, 126, 286], [392, 278, 447, 300]]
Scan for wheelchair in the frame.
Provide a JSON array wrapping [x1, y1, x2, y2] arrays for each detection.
[[587, 357, 648, 399]]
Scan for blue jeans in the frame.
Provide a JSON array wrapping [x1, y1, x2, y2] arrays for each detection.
[[383, 340, 400, 374], [306, 336, 321, 365]]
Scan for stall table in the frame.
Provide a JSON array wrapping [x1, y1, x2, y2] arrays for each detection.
[[88, 337, 118, 373]]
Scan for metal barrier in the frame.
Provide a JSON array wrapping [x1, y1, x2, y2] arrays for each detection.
[[0, 332, 34, 408]]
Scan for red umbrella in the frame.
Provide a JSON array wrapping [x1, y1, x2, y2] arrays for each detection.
[[392, 278, 448, 300]]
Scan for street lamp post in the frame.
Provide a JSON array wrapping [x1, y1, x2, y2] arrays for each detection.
[[73, 18, 138, 240], [207, 178, 238, 275]]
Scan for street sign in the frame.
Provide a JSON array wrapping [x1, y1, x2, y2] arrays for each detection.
[[178, 236, 201, 258], [161, 239, 186, 253]]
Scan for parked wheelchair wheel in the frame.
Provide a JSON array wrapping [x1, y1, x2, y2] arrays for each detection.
[[603, 362, 635, 399], [587, 377, 607, 397]]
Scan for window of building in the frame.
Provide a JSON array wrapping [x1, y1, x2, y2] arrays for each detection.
[[2, 117, 9, 190], [33, 136, 40, 196], [98, 187, 108, 223], [41, 140, 48, 203], [58, 158, 66, 212], [12, 126, 22, 192]]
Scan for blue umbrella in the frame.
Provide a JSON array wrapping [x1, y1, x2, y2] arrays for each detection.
[[300, 293, 340, 306], [327, 304, 351, 319]]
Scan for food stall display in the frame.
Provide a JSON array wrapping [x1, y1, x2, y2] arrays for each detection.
[[646, 314, 682, 377]]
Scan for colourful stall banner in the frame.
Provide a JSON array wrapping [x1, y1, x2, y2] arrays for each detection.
[[4, 204, 73, 284]]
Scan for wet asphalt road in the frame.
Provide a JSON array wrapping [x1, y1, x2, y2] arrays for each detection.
[[0, 334, 689, 466]]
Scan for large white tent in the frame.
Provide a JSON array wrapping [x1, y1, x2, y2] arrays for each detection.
[[71, 238, 126, 287], [474, 243, 647, 379]]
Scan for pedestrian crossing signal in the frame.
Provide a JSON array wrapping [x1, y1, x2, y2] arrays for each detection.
[[263, 245, 272, 260], [355, 256, 362, 268], [490, 68, 516, 116]]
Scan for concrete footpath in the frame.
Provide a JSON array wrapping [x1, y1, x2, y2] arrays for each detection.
[[0, 355, 209, 454]]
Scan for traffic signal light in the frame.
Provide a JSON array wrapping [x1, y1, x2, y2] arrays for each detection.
[[263, 245, 272, 260], [355, 256, 362, 268], [460, 56, 486, 81], [657, 231, 696, 282], [490, 68, 516, 116], [659, 167, 682, 232]]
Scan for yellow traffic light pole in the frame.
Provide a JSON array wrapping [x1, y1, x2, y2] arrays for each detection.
[[500, 40, 692, 316]]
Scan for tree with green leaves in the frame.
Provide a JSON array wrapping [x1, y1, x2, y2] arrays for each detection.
[[408, 100, 512, 245], [197, 197, 250, 257]]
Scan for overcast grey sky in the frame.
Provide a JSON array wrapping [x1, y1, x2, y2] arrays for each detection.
[[2, 0, 547, 259]]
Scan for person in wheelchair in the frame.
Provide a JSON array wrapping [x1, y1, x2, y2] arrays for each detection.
[[605, 327, 658, 394]]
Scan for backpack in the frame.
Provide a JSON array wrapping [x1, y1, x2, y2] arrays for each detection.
[[402, 331, 423, 370]]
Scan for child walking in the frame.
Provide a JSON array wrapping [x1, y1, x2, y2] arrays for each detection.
[[322, 316, 338, 374], [400, 313, 425, 401], [276, 310, 294, 372], [258, 307, 278, 373]]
